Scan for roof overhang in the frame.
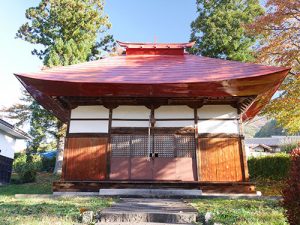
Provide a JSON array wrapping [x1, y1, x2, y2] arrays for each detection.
[[14, 54, 290, 123]]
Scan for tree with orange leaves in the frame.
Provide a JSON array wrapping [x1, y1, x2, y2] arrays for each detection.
[[248, 0, 300, 134]]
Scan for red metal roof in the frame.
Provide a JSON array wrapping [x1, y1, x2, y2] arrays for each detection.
[[15, 53, 290, 122], [15, 55, 289, 84]]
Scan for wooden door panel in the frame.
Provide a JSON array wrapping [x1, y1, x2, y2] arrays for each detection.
[[110, 157, 130, 180], [131, 158, 152, 180], [153, 158, 176, 180], [198, 137, 243, 182], [62, 137, 107, 181], [175, 158, 197, 181]]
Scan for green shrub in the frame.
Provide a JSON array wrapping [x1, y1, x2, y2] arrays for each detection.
[[41, 156, 56, 172], [248, 153, 291, 180], [13, 154, 42, 183], [280, 142, 299, 153]]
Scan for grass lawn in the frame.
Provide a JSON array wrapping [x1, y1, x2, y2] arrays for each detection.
[[191, 199, 288, 225], [0, 172, 113, 225], [0, 172, 288, 225]]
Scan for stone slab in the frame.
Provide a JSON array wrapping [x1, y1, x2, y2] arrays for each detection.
[[53, 192, 99, 197], [97, 198, 198, 223], [99, 188, 202, 198], [15, 194, 55, 199], [95, 223, 194, 225]]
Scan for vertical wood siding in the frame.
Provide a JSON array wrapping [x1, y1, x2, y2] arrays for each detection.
[[198, 137, 243, 182], [62, 137, 108, 181]]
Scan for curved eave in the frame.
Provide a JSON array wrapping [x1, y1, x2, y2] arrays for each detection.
[[15, 69, 290, 122], [15, 75, 70, 123]]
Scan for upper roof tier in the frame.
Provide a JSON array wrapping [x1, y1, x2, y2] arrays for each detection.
[[117, 41, 195, 55], [14, 41, 290, 122]]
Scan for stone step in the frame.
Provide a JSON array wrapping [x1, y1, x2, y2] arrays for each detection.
[[99, 188, 202, 198], [97, 198, 198, 224], [96, 223, 194, 225], [98, 211, 197, 224]]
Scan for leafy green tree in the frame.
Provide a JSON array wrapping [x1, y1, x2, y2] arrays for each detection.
[[190, 0, 264, 62], [5, 0, 113, 172]]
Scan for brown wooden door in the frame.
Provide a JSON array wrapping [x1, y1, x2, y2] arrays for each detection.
[[62, 137, 108, 181], [110, 133, 197, 181]]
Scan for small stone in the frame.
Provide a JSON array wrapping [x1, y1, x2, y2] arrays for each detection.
[[205, 211, 213, 223], [82, 210, 94, 224]]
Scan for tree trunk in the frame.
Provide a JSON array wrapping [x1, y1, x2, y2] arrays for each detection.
[[53, 122, 66, 174]]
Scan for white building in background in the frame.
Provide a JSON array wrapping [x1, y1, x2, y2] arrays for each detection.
[[0, 119, 30, 184], [245, 136, 300, 158]]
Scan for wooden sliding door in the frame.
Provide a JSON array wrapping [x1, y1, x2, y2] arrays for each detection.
[[62, 137, 108, 181], [109, 132, 197, 181]]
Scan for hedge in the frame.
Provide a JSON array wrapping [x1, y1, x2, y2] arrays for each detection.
[[247, 153, 291, 180]]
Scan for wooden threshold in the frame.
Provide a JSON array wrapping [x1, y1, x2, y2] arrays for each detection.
[[53, 180, 256, 194]]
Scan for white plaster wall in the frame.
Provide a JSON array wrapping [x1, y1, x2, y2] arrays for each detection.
[[155, 106, 194, 119], [198, 105, 238, 119], [198, 120, 239, 134], [112, 120, 149, 128], [69, 120, 109, 133], [156, 120, 194, 128], [113, 106, 151, 119], [0, 131, 16, 159], [71, 106, 109, 119]]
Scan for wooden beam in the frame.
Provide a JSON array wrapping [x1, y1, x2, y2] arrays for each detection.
[[198, 133, 241, 138], [53, 180, 256, 193], [66, 133, 109, 138], [111, 127, 195, 135]]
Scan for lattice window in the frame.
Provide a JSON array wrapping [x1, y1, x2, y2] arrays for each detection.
[[111, 134, 152, 157], [153, 134, 176, 158], [111, 135, 131, 157], [130, 135, 152, 157], [175, 135, 196, 158], [111, 134, 195, 158]]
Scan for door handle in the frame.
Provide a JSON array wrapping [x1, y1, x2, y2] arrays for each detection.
[[149, 153, 159, 158]]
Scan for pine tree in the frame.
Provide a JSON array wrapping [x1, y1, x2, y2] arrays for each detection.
[[5, 0, 114, 172], [190, 0, 264, 62]]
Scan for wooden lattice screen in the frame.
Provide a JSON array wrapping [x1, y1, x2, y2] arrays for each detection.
[[111, 134, 195, 158]]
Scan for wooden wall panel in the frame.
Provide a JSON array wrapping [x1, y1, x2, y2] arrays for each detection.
[[198, 137, 244, 182], [62, 137, 108, 181]]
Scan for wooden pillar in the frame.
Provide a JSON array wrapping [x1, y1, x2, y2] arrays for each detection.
[[237, 109, 249, 181], [106, 108, 113, 180], [194, 108, 201, 181]]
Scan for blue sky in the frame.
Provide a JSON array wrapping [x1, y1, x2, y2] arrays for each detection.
[[0, 0, 197, 108]]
